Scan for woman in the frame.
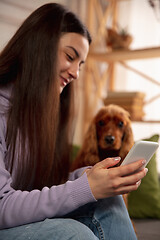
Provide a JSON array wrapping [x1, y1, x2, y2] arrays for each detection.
[[0, 3, 147, 239]]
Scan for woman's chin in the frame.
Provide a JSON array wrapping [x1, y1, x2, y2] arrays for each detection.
[[60, 86, 64, 93]]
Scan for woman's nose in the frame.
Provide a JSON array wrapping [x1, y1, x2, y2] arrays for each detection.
[[69, 63, 79, 80]]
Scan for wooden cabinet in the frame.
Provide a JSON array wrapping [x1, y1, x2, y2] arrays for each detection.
[[81, 0, 160, 136], [88, 46, 160, 62]]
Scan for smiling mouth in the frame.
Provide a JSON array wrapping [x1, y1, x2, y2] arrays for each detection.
[[60, 76, 69, 87]]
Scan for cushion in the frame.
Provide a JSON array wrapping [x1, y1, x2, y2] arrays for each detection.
[[128, 134, 160, 218], [71, 145, 80, 162]]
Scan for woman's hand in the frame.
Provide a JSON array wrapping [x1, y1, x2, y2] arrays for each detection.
[[86, 157, 148, 200]]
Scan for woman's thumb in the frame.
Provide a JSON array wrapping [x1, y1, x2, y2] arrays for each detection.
[[95, 157, 121, 169]]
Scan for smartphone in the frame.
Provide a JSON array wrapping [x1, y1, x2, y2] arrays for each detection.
[[121, 140, 159, 169]]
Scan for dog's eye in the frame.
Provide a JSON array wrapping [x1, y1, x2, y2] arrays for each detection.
[[118, 121, 124, 128], [98, 120, 105, 126]]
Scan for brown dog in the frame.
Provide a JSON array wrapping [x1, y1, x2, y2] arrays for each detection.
[[71, 104, 134, 171], [71, 104, 136, 233]]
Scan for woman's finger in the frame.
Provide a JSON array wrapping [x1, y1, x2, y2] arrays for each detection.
[[113, 180, 142, 195], [111, 168, 148, 194], [122, 168, 148, 185], [116, 159, 146, 177], [94, 157, 121, 169]]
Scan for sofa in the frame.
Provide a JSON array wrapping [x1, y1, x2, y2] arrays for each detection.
[[128, 134, 160, 239], [72, 133, 160, 239], [133, 218, 160, 240]]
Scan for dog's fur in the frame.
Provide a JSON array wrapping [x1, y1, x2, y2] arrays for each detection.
[[71, 104, 134, 171], [71, 104, 136, 233]]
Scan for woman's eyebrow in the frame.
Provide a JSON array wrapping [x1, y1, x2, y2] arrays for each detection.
[[66, 46, 79, 58], [66, 46, 85, 64]]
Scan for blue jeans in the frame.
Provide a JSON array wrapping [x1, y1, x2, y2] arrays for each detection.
[[0, 196, 137, 240]]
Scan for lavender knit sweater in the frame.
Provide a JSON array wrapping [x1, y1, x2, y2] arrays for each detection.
[[0, 86, 96, 229]]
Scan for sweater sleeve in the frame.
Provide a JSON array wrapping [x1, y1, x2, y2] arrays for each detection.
[[68, 166, 92, 180], [0, 118, 96, 229]]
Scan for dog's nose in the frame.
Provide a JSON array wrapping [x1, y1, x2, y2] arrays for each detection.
[[105, 135, 115, 144]]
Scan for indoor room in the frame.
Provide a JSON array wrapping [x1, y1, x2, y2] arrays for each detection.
[[0, 0, 160, 239]]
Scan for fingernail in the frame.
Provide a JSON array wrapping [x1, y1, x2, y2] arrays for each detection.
[[145, 168, 148, 174], [136, 180, 141, 185], [142, 159, 146, 165], [113, 157, 121, 161]]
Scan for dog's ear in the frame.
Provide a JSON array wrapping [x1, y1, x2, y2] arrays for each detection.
[[71, 122, 99, 170], [119, 121, 134, 161], [82, 122, 99, 156]]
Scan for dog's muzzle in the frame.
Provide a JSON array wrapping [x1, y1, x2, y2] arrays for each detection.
[[105, 135, 115, 145]]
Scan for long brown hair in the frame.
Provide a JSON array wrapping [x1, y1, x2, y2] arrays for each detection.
[[0, 3, 91, 190]]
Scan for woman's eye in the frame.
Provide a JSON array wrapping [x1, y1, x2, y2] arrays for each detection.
[[66, 54, 74, 61]]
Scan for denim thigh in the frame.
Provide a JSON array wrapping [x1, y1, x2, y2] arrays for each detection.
[[0, 218, 98, 240], [65, 195, 137, 240], [0, 196, 137, 240]]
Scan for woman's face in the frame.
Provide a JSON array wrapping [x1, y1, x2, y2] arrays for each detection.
[[58, 33, 89, 93]]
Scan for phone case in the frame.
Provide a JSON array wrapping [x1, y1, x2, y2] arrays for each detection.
[[121, 140, 159, 167]]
